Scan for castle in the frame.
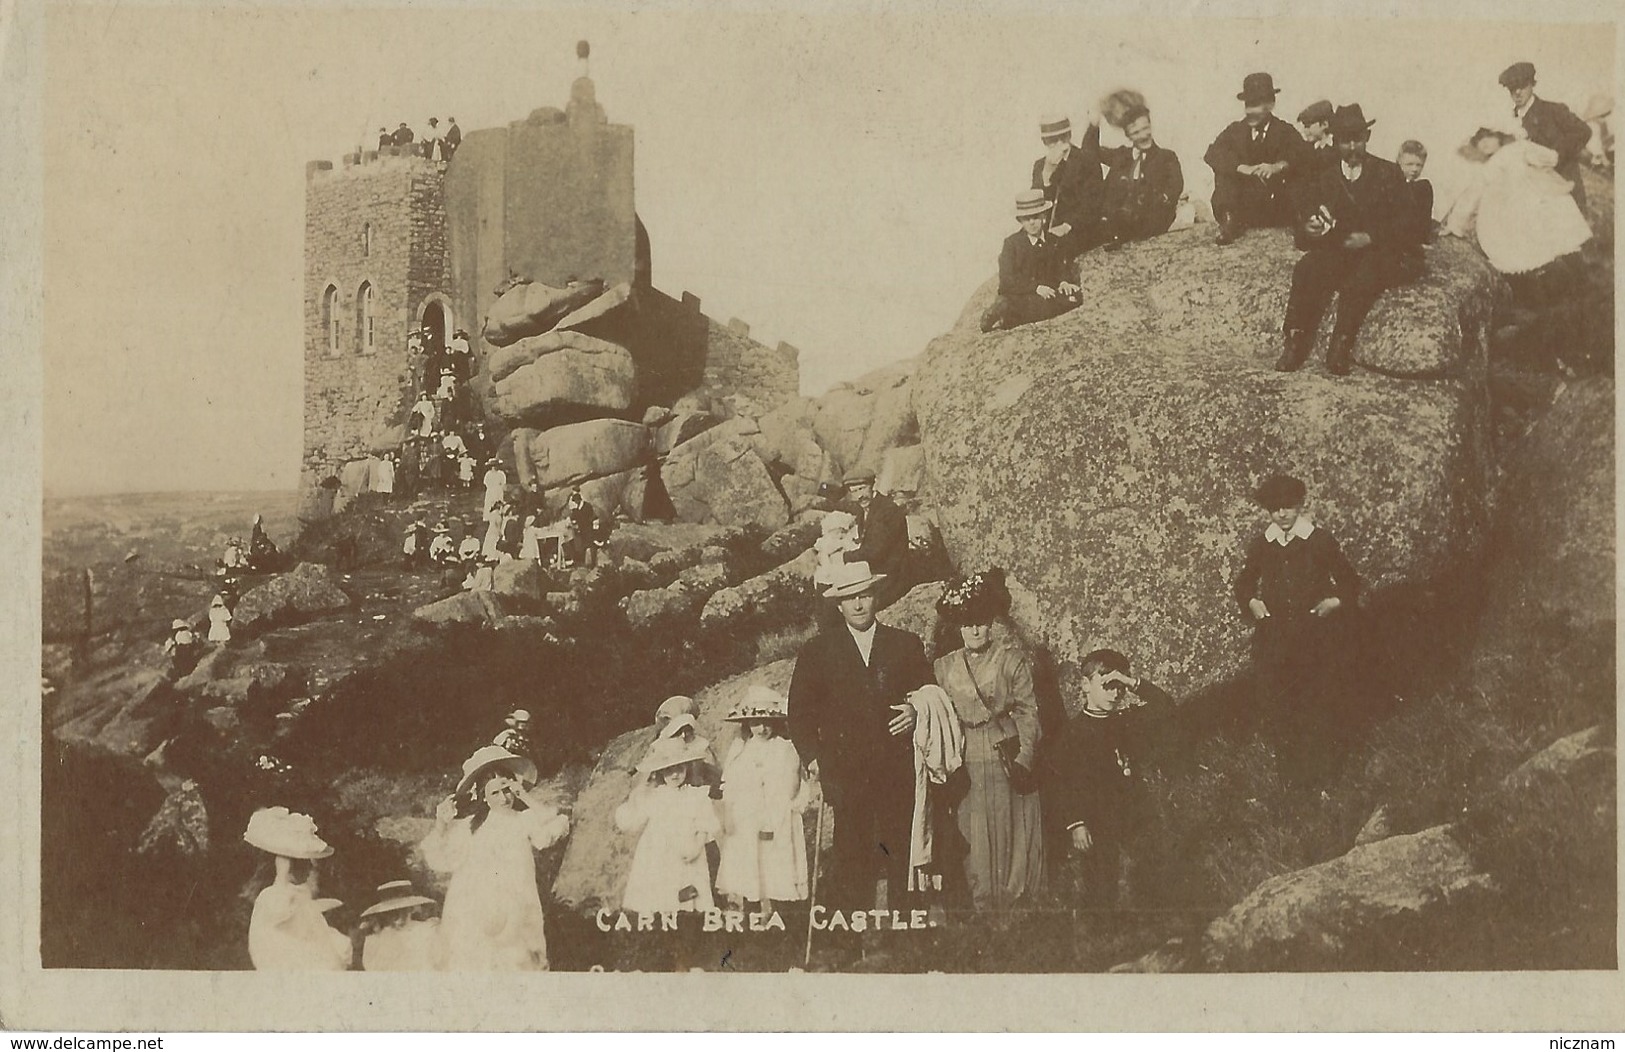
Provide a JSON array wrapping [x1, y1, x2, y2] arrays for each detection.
[[300, 57, 802, 521]]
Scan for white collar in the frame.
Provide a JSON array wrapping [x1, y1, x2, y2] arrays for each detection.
[[1027, 233, 1045, 246], [846, 621, 877, 643], [1515, 95, 1537, 119], [1264, 515, 1316, 545], [1342, 160, 1363, 179]]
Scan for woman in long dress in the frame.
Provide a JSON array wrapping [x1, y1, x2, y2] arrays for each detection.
[[614, 736, 720, 916], [420, 745, 570, 971], [715, 685, 810, 914], [932, 569, 1045, 912], [207, 594, 233, 643], [243, 807, 352, 970], [1442, 127, 1592, 275]]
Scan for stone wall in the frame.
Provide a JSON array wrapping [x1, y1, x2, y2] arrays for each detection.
[[303, 154, 447, 485]]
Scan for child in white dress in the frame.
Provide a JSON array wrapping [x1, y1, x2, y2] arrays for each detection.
[[243, 807, 351, 971], [614, 736, 721, 917], [716, 685, 811, 915], [207, 594, 233, 643]]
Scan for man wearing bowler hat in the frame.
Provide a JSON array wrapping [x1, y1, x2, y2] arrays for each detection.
[[1205, 72, 1310, 245], [979, 189, 1082, 333], [1279, 104, 1407, 376], [788, 561, 935, 914], [1031, 113, 1103, 262], [1500, 61, 1593, 211], [841, 472, 910, 609]]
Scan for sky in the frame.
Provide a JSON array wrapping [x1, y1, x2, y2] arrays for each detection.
[[39, 4, 1615, 495]]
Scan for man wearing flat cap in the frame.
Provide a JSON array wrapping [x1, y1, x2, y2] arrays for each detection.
[[841, 473, 909, 608], [788, 560, 935, 914], [1279, 104, 1407, 376], [1292, 99, 1338, 217], [1500, 61, 1593, 210], [1205, 73, 1311, 245], [1031, 114, 1104, 262]]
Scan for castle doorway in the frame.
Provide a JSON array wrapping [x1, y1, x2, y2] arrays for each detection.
[[420, 300, 449, 354]]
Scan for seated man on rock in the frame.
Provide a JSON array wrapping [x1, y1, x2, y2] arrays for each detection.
[[1205, 73, 1309, 245], [1030, 113, 1103, 262], [980, 190, 1081, 333], [1279, 104, 1407, 376], [841, 473, 909, 609], [1084, 104, 1184, 248]]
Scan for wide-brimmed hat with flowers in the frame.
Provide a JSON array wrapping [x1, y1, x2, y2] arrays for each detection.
[[455, 744, 537, 798], [243, 806, 334, 860], [936, 568, 1013, 626], [724, 684, 789, 723]]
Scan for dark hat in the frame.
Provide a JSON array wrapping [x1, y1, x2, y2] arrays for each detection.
[[936, 568, 1012, 626], [1297, 99, 1334, 126], [1498, 62, 1536, 89], [1237, 72, 1281, 104], [1329, 104, 1376, 142], [1254, 473, 1307, 510]]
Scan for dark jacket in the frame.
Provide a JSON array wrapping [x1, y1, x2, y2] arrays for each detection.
[[1233, 524, 1361, 627], [1031, 143, 1104, 245], [1398, 179, 1434, 251], [1204, 115, 1309, 177], [1043, 682, 1174, 842], [996, 230, 1068, 298], [787, 622, 933, 807], [445, 123, 462, 149], [1522, 97, 1592, 202], [1295, 154, 1407, 255], [849, 492, 909, 582], [1086, 122, 1183, 239]]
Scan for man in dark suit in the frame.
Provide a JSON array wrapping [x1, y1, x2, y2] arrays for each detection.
[[1084, 105, 1184, 247], [1031, 114, 1103, 261], [979, 190, 1081, 332], [444, 118, 462, 158], [1292, 99, 1338, 219], [1500, 61, 1593, 211], [841, 473, 910, 608], [1205, 73, 1311, 245], [788, 561, 935, 912], [1279, 104, 1407, 376], [391, 122, 415, 148]]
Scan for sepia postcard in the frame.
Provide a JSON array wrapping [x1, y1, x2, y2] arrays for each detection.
[[2, 0, 1622, 1033]]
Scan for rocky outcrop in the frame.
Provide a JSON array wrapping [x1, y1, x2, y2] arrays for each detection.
[[232, 562, 352, 636], [48, 656, 178, 758], [653, 411, 720, 456], [661, 419, 789, 529], [552, 658, 796, 913], [810, 360, 918, 479], [915, 227, 1501, 699], [519, 419, 651, 492], [484, 332, 636, 428], [481, 279, 606, 347]]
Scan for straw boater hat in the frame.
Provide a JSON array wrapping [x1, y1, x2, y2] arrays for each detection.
[[821, 559, 886, 599], [1014, 189, 1053, 219], [725, 684, 789, 723], [455, 744, 537, 797], [1039, 113, 1072, 141], [243, 806, 334, 860], [360, 879, 435, 920], [635, 734, 710, 776]]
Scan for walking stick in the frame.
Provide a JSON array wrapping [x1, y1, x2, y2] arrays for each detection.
[[803, 798, 827, 969]]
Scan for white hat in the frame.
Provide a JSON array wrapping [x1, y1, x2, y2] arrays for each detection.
[[243, 806, 334, 859], [314, 897, 344, 913], [359, 879, 436, 919], [655, 695, 697, 723], [507, 709, 532, 723], [658, 712, 697, 740], [455, 744, 537, 798], [171, 619, 190, 631], [636, 734, 709, 776], [820, 560, 886, 599], [725, 684, 789, 722]]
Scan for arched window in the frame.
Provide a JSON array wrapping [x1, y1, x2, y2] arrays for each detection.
[[357, 281, 375, 354], [323, 285, 340, 356]]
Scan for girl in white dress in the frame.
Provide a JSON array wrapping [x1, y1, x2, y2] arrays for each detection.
[[716, 685, 810, 915], [1442, 128, 1592, 275], [207, 594, 233, 643], [614, 736, 720, 917], [243, 807, 352, 971], [420, 745, 570, 971], [358, 880, 441, 972]]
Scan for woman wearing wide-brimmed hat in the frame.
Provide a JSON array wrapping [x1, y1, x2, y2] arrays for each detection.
[[420, 745, 570, 970], [933, 569, 1045, 911], [614, 734, 722, 916], [715, 685, 812, 914], [358, 879, 441, 971], [243, 806, 352, 970]]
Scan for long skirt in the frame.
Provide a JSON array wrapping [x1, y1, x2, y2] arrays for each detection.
[[955, 723, 1045, 911]]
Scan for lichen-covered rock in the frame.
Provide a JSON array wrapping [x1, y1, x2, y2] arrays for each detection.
[[233, 563, 352, 635], [755, 398, 840, 483], [618, 584, 704, 632], [877, 580, 946, 644], [662, 421, 788, 529], [654, 411, 719, 456], [914, 234, 1499, 699], [877, 444, 926, 502], [412, 590, 505, 627], [811, 359, 918, 478], [522, 419, 650, 491], [554, 281, 631, 334], [698, 549, 818, 633], [1200, 825, 1496, 970], [552, 658, 796, 913], [486, 332, 636, 428], [779, 474, 830, 517], [492, 559, 545, 605], [760, 520, 821, 565]]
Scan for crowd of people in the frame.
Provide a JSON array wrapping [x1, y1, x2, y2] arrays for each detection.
[[377, 117, 462, 161], [982, 64, 1602, 378]]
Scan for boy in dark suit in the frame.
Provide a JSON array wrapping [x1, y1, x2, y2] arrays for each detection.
[[1279, 104, 1407, 375], [979, 190, 1081, 333], [1233, 474, 1361, 792], [1031, 114, 1103, 262], [1500, 62, 1593, 211], [1395, 140, 1434, 282], [1043, 649, 1173, 907], [1205, 73, 1310, 244], [788, 561, 934, 912], [1085, 105, 1184, 247]]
